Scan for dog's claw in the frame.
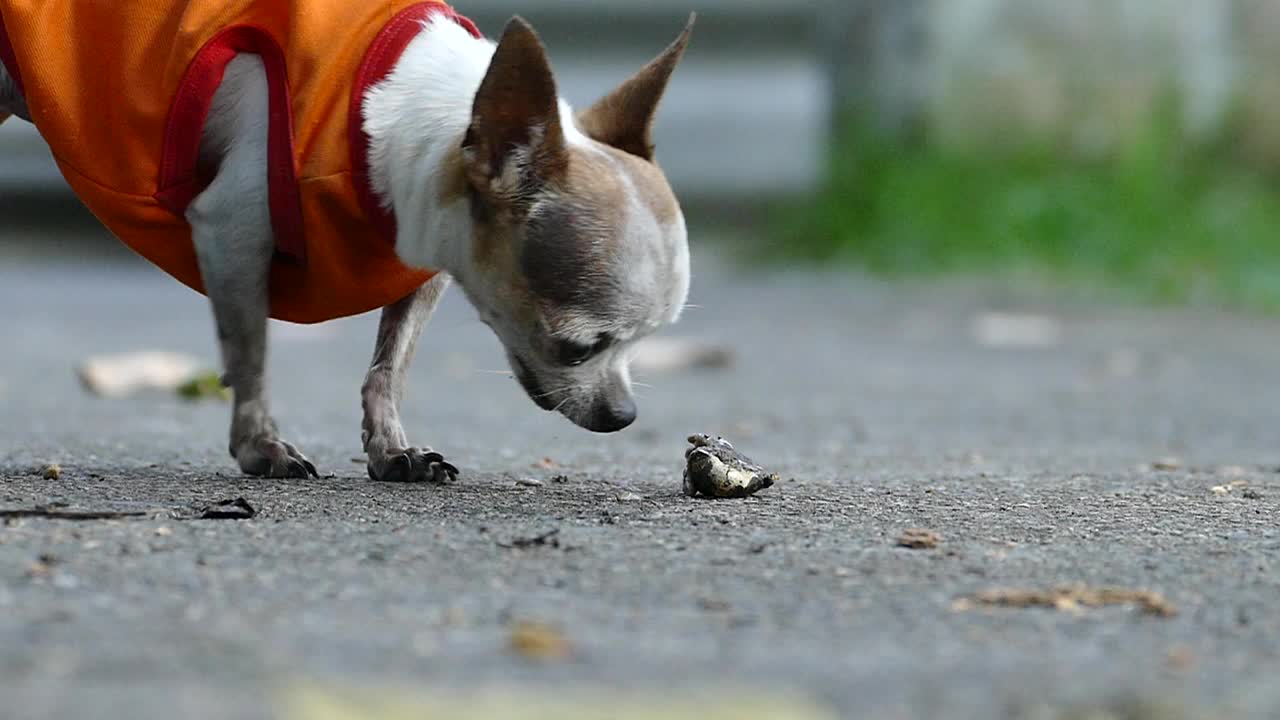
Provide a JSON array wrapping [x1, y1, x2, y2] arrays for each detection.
[[368, 447, 459, 484], [299, 456, 319, 478], [234, 436, 319, 479]]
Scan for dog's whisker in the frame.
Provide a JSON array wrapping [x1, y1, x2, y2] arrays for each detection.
[[532, 382, 590, 401]]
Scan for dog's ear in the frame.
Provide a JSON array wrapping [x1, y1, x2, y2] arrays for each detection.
[[577, 13, 695, 161], [464, 17, 568, 202]]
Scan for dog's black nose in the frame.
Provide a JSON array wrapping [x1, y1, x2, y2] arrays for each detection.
[[587, 395, 637, 433]]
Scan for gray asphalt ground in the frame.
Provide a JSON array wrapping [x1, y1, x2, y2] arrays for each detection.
[[2, 229, 1279, 719]]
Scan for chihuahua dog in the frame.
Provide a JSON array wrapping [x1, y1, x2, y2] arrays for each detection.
[[0, 6, 693, 482]]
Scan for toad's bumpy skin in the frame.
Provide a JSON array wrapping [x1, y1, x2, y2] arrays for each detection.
[[682, 434, 778, 499]]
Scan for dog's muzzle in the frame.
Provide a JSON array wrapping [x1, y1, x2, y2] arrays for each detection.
[[512, 357, 558, 411]]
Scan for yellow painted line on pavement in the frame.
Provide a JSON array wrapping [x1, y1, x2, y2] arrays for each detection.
[[282, 682, 837, 720]]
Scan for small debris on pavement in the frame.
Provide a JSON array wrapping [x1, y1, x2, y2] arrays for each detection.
[[698, 597, 732, 613], [76, 351, 203, 398], [1210, 480, 1250, 496], [1166, 645, 1197, 673], [0, 506, 150, 522], [26, 553, 59, 578], [196, 498, 257, 520], [952, 585, 1177, 618], [176, 371, 231, 402], [970, 312, 1061, 350], [615, 491, 643, 503], [40, 464, 61, 480], [897, 529, 942, 549], [535, 457, 560, 470], [508, 621, 571, 661], [1101, 348, 1143, 379], [516, 477, 544, 488], [1151, 457, 1183, 472], [683, 434, 778, 499], [498, 529, 561, 550], [631, 337, 734, 374]]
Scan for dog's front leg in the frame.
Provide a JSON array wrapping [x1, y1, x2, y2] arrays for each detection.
[[363, 274, 459, 483], [187, 55, 316, 479]]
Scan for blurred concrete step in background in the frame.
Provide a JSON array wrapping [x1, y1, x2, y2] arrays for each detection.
[[0, 0, 827, 200]]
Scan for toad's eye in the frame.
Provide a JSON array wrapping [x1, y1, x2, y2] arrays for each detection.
[[556, 335, 614, 367]]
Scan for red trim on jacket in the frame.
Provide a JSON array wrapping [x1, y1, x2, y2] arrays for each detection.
[[156, 26, 307, 265], [349, 3, 482, 245]]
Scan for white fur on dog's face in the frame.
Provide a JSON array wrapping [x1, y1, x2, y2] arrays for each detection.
[[451, 16, 694, 433]]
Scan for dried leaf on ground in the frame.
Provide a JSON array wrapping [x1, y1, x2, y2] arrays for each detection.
[[952, 585, 1176, 617], [40, 464, 61, 480], [176, 371, 231, 402], [508, 621, 571, 661], [896, 529, 942, 549]]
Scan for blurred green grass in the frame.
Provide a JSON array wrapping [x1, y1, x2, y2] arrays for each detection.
[[770, 109, 1280, 310]]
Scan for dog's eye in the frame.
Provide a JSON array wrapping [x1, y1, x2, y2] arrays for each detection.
[[556, 336, 613, 367]]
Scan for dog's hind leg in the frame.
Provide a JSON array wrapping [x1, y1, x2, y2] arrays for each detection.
[[0, 59, 29, 121], [362, 275, 460, 483], [187, 55, 317, 479]]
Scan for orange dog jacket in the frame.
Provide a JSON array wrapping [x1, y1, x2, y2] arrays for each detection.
[[0, 1, 479, 323]]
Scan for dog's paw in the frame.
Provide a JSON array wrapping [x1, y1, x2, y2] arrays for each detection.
[[233, 436, 319, 479], [368, 448, 459, 484]]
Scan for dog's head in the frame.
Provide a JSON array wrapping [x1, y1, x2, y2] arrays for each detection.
[[454, 16, 694, 433]]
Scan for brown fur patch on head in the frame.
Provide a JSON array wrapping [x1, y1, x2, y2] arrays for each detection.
[[600, 144, 681, 227]]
